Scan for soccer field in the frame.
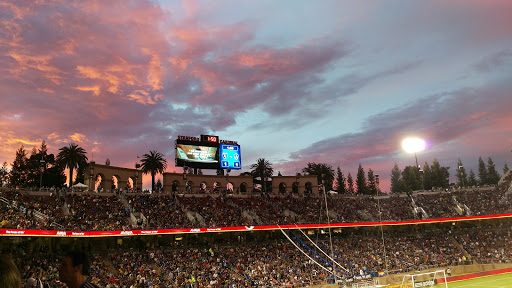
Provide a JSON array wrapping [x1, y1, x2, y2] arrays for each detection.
[[435, 273, 512, 288]]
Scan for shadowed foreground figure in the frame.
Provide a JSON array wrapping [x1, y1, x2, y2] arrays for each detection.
[[58, 250, 98, 288], [0, 254, 22, 288]]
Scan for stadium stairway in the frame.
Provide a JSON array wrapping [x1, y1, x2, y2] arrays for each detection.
[[116, 193, 138, 226], [449, 235, 473, 263], [357, 210, 375, 221], [186, 210, 206, 226], [242, 210, 263, 225]]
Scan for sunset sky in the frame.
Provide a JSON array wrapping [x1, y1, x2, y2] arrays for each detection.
[[1, 0, 511, 191]]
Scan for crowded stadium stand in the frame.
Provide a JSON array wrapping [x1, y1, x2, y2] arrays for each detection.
[[1, 171, 512, 287]]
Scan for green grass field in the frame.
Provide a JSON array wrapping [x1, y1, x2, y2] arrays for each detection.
[[434, 272, 512, 288]]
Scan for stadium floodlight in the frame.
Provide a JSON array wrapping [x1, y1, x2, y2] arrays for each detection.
[[401, 137, 426, 154], [401, 137, 426, 168]]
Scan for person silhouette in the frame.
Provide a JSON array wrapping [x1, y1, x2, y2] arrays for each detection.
[[58, 250, 98, 288], [0, 254, 22, 288]]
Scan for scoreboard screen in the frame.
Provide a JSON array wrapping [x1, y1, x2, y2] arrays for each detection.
[[176, 144, 218, 163], [220, 144, 241, 169]]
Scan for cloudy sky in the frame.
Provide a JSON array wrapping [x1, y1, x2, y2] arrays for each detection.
[[1, 0, 511, 191]]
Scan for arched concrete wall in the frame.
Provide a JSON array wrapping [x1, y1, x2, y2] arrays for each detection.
[[163, 173, 319, 196], [85, 162, 142, 192], [163, 173, 254, 195], [271, 175, 319, 196]]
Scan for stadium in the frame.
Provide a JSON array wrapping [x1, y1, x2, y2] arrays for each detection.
[[1, 141, 512, 287], [2, 1, 512, 287]]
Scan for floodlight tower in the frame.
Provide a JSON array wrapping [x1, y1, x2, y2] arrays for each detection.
[[401, 137, 426, 169], [402, 137, 426, 190]]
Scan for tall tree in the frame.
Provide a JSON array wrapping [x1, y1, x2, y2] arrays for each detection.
[[439, 166, 451, 188], [431, 158, 450, 189], [140, 150, 168, 192], [0, 162, 9, 186], [390, 163, 402, 193], [251, 158, 274, 193], [355, 163, 367, 194], [422, 161, 432, 190], [302, 163, 335, 191], [467, 169, 478, 187], [35, 141, 65, 188], [504, 163, 510, 175], [335, 166, 346, 194], [26, 147, 40, 187], [10, 145, 28, 187], [402, 166, 421, 191], [486, 157, 501, 185], [56, 143, 88, 187], [456, 159, 468, 188], [477, 156, 488, 186], [346, 173, 355, 194], [26, 141, 61, 188], [367, 168, 378, 195]]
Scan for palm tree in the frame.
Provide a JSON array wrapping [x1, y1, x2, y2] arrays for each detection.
[[250, 158, 273, 193], [56, 143, 88, 187], [140, 150, 167, 192], [302, 162, 335, 191]]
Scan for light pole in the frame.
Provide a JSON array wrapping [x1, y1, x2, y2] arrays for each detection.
[[402, 137, 426, 191], [375, 174, 389, 274], [459, 165, 465, 190], [320, 173, 336, 283]]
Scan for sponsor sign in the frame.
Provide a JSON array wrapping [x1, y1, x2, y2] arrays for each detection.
[[6, 230, 26, 235], [2, 213, 512, 238], [387, 284, 412, 288], [414, 279, 437, 287]]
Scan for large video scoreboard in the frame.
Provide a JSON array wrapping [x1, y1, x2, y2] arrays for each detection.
[[175, 135, 241, 170]]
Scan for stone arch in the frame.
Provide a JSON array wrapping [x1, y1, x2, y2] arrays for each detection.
[[226, 182, 234, 193], [186, 181, 194, 194], [126, 177, 134, 191], [172, 180, 180, 193], [292, 182, 299, 194], [111, 174, 121, 190], [240, 182, 248, 194], [305, 181, 313, 195], [213, 182, 221, 194], [279, 182, 287, 194], [95, 173, 106, 192], [199, 181, 208, 193]]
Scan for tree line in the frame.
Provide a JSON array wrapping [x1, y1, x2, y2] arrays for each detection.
[[245, 157, 508, 195], [1, 142, 508, 194], [390, 156, 507, 193], [0, 142, 168, 192], [248, 160, 382, 195]]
